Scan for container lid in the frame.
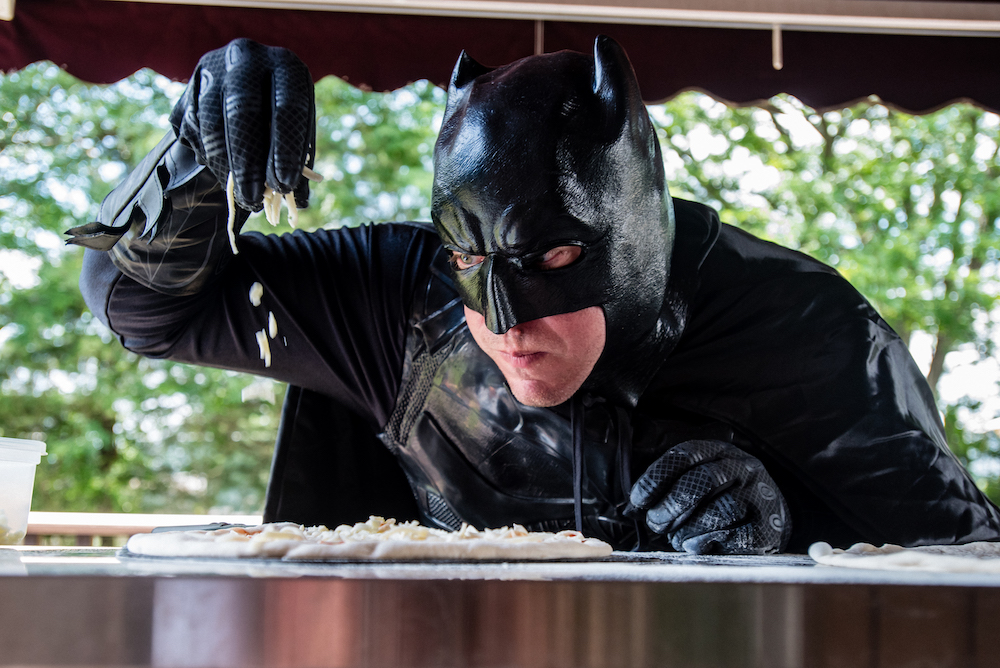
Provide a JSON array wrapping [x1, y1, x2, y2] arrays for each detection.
[[0, 437, 47, 464]]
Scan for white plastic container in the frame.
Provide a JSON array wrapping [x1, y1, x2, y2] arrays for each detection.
[[0, 437, 47, 545]]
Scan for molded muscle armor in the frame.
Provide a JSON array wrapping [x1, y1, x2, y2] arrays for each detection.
[[377, 250, 646, 548]]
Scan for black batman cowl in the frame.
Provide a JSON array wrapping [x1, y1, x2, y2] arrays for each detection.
[[431, 36, 679, 408]]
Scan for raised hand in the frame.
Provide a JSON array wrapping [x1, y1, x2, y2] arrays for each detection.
[[170, 38, 316, 213]]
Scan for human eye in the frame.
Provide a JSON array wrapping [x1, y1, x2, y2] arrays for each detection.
[[449, 250, 486, 270], [535, 245, 582, 270]]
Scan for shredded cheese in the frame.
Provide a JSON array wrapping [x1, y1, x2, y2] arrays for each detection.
[[302, 516, 591, 545], [255, 328, 271, 367], [249, 282, 263, 307], [191, 516, 594, 547], [284, 192, 299, 228], [301, 166, 324, 183], [226, 172, 239, 255], [262, 188, 281, 227], [261, 187, 301, 228], [227, 167, 321, 237]]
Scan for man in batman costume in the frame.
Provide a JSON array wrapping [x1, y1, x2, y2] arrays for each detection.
[[70, 36, 1000, 554]]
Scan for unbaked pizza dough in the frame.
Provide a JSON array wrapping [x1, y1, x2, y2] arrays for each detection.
[[809, 540, 1000, 573], [125, 516, 614, 561]]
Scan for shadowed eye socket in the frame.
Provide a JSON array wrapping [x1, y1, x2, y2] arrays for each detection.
[[534, 245, 582, 270], [449, 251, 486, 270]]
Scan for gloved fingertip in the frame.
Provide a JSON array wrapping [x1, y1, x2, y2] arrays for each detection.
[[644, 512, 670, 535], [234, 190, 263, 214], [678, 530, 728, 555], [239, 177, 266, 209], [630, 473, 667, 510], [647, 501, 701, 536]]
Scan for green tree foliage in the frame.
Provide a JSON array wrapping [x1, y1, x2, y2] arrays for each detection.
[[2, 64, 998, 513], [650, 95, 1000, 485]]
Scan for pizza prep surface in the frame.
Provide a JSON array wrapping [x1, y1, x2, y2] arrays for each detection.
[[124, 516, 614, 561]]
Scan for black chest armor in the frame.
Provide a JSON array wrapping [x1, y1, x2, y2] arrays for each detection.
[[376, 260, 646, 548]]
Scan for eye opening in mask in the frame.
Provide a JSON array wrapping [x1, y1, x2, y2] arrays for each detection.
[[447, 249, 487, 271], [522, 243, 585, 271], [446, 243, 586, 273]]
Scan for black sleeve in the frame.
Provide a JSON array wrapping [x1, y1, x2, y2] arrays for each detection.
[[80, 222, 442, 429]]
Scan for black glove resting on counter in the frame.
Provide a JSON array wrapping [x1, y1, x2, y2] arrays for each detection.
[[626, 440, 791, 555]]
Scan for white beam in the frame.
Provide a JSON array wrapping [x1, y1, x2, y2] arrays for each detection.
[[100, 0, 1000, 36]]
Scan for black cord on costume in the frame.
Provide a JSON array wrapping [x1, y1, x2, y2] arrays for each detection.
[[571, 395, 585, 534], [614, 406, 633, 496], [614, 405, 649, 551]]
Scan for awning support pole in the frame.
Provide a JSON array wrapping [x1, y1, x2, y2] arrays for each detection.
[[772, 23, 783, 70]]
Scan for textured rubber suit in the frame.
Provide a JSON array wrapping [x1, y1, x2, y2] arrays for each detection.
[[71, 37, 1000, 554]]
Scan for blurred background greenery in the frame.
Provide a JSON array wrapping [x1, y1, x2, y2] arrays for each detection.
[[2, 62, 998, 513]]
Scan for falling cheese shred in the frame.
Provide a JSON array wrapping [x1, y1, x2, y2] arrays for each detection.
[[261, 188, 300, 229], [249, 282, 263, 307], [262, 188, 281, 227], [284, 192, 299, 228], [225, 172, 239, 255], [255, 329, 271, 367], [226, 167, 319, 240]]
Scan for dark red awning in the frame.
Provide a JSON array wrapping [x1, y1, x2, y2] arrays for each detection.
[[3, 0, 1000, 113]]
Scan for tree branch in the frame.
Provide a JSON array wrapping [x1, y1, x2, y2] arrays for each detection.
[[926, 331, 953, 397]]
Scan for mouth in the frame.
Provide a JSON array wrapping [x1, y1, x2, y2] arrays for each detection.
[[498, 350, 546, 369]]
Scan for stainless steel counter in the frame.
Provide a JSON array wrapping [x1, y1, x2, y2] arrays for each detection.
[[2, 546, 999, 668]]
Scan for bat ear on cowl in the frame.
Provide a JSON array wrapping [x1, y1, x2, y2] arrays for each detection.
[[591, 34, 655, 147], [443, 51, 493, 122]]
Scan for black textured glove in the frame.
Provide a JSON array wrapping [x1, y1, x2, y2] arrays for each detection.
[[627, 440, 790, 555], [170, 38, 316, 212]]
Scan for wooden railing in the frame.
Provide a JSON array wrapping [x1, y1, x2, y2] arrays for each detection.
[[25, 511, 263, 547]]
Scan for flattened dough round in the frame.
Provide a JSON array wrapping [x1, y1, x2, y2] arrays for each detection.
[[809, 540, 1000, 573], [125, 517, 613, 561]]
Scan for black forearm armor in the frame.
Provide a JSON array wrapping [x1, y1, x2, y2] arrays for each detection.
[[69, 133, 246, 296]]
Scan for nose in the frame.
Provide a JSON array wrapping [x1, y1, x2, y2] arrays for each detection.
[[483, 256, 517, 335]]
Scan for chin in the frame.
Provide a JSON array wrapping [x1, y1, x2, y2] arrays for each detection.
[[508, 381, 579, 408]]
